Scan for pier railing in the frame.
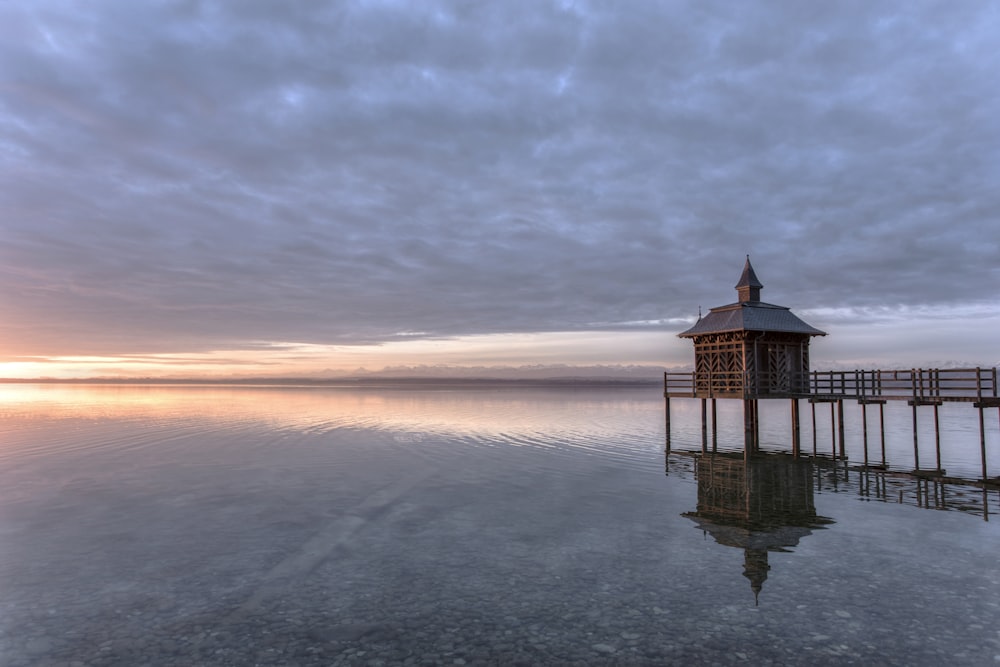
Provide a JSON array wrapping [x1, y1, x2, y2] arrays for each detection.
[[665, 367, 999, 404]]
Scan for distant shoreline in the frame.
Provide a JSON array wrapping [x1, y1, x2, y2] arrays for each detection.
[[0, 376, 663, 388]]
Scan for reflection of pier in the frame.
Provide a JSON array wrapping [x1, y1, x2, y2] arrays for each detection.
[[667, 450, 999, 521], [665, 258, 1000, 483], [679, 453, 833, 604], [671, 450, 999, 604]]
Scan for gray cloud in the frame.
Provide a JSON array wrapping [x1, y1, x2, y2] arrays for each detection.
[[2, 0, 998, 358]]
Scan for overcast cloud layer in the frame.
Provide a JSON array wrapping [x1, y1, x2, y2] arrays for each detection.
[[2, 1, 998, 364]]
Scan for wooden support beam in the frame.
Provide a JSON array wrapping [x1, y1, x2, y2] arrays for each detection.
[[861, 402, 869, 467], [743, 399, 754, 454], [934, 404, 942, 473], [791, 399, 801, 458], [701, 398, 708, 453], [879, 402, 887, 467], [811, 400, 817, 457], [837, 400, 846, 460], [664, 396, 671, 452], [979, 405, 988, 483], [830, 401, 836, 460], [711, 398, 718, 452], [753, 399, 760, 452]]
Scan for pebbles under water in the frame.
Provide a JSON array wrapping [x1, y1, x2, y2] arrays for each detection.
[[1, 384, 998, 665]]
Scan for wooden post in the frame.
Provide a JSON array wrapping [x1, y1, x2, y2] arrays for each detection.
[[837, 400, 845, 460], [976, 368, 988, 483], [743, 399, 754, 454], [711, 398, 718, 452], [979, 405, 988, 483], [664, 395, 671, 451], [879, 402, 887, 466], [912, 403, 921, 471], [791, 399, 801, 458], [830, 402, 836, 459], [753, 399, 760, 452], [933, 403, 942, 473], [701, 398, 708, 453], [861, 402, 869, 467], [811, 400, 817, 456]]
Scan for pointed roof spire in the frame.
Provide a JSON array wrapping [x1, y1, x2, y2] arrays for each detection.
[[736, 255, 763, 303], [736, 255, 763, 289]]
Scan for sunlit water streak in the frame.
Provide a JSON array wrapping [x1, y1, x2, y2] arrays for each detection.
[[0, 384, 668, 474], [1, 384, 999, 666]]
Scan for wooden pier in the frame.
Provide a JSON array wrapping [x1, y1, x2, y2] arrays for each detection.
[[667, 258, 998, 485], [663, 367, 1000, 484]]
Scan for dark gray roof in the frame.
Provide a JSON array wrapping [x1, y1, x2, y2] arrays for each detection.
[[678, 301, 826, 338]]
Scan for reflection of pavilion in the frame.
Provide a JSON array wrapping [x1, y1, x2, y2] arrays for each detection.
[[683, 453, 834, 604]]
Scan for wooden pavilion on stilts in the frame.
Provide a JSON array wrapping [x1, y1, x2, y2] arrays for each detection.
[[672, 256, 826, 455], [663, 257, 1000, 484]]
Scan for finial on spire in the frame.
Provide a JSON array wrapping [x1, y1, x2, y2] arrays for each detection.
[[736, 256, 763, 303]]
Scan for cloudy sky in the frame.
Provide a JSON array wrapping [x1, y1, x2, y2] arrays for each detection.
[[2, 1, 998, 378]]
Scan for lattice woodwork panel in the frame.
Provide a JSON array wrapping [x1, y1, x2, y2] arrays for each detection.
[[693, 332, 747, 395], [767, 344, 792, 392]]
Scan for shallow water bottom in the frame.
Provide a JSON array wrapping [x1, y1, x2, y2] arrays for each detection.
[[1, 385, 998, 665]]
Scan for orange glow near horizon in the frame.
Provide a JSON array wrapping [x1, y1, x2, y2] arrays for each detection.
[[3, 309, 998, 380], [0, 331, 684, 379]]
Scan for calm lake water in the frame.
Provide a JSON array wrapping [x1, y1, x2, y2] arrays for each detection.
[[1, 383, 998, 666]]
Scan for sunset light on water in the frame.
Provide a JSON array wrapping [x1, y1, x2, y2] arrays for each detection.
[[2, 0, 999, 664]]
